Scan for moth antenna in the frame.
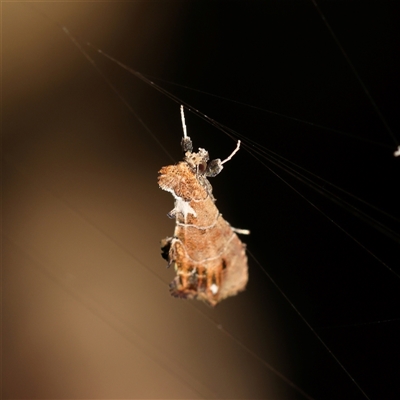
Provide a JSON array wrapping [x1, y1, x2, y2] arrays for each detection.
[[180, 105, 188, 139], [221, 140, 241, 165], [180, 105, 193, 153]]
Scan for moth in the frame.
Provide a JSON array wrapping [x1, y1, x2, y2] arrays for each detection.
[[158, 107, 249, 306]]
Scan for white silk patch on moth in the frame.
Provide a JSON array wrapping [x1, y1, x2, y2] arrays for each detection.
[[158, 107, 249, 307], [173, 194, 197, 218]]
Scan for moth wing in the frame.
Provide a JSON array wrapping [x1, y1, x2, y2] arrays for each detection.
[[218, 234, 248, 301]]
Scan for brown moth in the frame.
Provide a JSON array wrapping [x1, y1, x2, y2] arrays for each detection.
[[158, 106, 249, 306]]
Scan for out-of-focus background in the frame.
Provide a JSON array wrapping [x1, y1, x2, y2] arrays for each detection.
[[3, 1, 400, 399]]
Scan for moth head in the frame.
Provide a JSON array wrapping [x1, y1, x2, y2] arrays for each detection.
[[184, 148, 223, 178], [184, 148, 209, 173]]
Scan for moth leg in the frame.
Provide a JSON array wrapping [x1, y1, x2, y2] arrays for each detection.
[[179, 267, 189, 289], [231, 227, 251, 235], [166, 209, 176, 219], [196, 266, 206, 290], [169, 276, 188, 299], [169, 270, 197, 300]]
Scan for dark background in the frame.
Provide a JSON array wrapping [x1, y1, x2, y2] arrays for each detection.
[[3, 1, 400, 399]]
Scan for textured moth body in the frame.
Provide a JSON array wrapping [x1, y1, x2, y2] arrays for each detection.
[[158, 108, 248, 306]]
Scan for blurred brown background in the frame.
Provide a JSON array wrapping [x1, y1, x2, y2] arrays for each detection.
[[2, 2, 286, 398]]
